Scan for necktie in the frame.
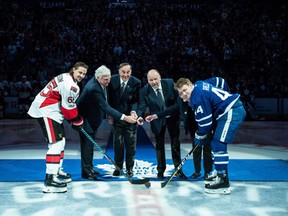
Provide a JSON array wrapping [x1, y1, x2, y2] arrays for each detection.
[[103, 87, 108, 119], [103, 87, 107, 101], [120, 82, 125, 95], [156, 88, 164, 109]]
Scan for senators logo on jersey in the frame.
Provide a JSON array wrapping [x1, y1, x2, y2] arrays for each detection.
[[70, 86, 78, 93]]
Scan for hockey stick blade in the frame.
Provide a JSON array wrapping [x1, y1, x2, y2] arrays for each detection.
[[80, 127, 149, 184], [145, 145, 198, 189], [124, 173, 149, 184], [145, 181, 167, 189]]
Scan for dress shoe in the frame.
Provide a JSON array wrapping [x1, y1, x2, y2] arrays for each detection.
[[176, 171, 187, 179], [127, 170, 133, 178], [82, 172, 97, 180], [92, 169, 100, 175], [157, 172, 164, 179], [191, 172, 201, 179], [113, 169, 121, 176]]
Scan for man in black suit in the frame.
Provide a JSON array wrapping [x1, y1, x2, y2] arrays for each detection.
[[136, 69, 186, 179], [76, 65, 137, 180], [145, 91, 214, 180], [108, 63, 141, 177]]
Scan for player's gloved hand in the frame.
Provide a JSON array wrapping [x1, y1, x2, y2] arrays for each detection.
[[194, 132, 208, 146], [71, 115, 84, 131]]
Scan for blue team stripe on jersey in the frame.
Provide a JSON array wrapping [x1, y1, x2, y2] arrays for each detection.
[[196, 114, 212, 122], [198, 121, 213, 127]]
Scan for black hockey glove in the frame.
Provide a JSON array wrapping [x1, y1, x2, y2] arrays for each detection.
[[71, 115, 84, 131]]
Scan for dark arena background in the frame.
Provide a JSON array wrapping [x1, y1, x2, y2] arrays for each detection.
[[0, 0, 287, 216]]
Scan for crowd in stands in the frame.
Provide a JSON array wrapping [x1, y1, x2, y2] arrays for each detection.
[[0, 0, 287, 119]]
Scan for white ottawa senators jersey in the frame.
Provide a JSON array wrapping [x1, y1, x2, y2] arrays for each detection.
[[28, 73, 80, 123]]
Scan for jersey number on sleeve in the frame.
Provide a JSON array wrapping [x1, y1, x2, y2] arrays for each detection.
[[40, 79, 58, 97]]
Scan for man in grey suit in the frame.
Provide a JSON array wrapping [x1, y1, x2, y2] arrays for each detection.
[[137, 69, 186, 179], [108, 63, 141, 177], [76, 65, 136, 180]]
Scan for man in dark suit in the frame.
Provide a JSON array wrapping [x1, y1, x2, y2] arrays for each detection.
[[145, 92, 213, 180], [108, 63, 141, 177], [136, 69, 186, 179], [76, 65, 137, 180]]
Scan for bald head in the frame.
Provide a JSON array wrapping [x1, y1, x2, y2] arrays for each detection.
[[147, 69, 161, 89]]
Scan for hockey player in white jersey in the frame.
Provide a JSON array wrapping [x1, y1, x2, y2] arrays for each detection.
[[175, 77, 246, 195], [28, 62, 88, 193]]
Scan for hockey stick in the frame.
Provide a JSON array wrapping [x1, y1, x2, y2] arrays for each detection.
[[145, 145, 198, 189], [80, 127, 149, 184]]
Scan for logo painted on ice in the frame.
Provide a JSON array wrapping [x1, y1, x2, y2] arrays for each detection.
[[96, 159, 175, 178]]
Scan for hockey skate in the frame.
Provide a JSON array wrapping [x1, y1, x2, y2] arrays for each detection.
[[204, 170, 217, 184], [43, 174, 67, 193], [204, 174, 230, 195], [57, 167, 72, 183]]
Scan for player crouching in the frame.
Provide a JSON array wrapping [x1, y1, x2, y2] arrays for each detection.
[[175, 77, 246, 195]]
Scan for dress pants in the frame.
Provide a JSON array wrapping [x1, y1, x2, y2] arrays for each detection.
[[188, 129, 213, 174], [79, 120, 97, 175], [112, 122, 137, 171], [155, 121, 181, 174]]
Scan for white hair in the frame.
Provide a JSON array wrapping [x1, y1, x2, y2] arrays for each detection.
[[95, 65, 111, 79]]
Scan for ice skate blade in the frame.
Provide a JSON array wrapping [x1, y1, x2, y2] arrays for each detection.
[[43, 186, 67, 193], [204, 187, 231, 195]]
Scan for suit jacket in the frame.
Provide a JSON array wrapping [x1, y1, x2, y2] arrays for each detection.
[[156, 96, 198, 135], [108, 74, 141, 124], [77, 76, 122, 131], [137, 78, 180, 135], [178, 97, 198, 135]]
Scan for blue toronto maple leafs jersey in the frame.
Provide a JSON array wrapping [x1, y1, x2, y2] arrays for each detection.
[[189, 80, 240, 135]]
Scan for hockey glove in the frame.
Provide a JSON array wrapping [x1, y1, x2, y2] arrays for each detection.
[[194, 132, 208, 146], [71, 115, 84, 131]]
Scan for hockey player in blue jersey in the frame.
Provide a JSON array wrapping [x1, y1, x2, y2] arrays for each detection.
[[175, 77, 246, 194]]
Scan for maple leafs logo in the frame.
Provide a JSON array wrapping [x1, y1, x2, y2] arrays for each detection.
[[96, 159, 175, 178]]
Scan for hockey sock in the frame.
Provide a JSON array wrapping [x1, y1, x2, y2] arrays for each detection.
[[59, 137, 66, 168], [46, 140, 62, 174], [213, 151, 229, 175]]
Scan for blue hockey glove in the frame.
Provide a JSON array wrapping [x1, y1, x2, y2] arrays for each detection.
[[194, 132, 208, 146]]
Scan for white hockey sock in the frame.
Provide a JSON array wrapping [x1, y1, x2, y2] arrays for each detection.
[[46, 140, 63, 174], [59, 137, 66, 168]]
